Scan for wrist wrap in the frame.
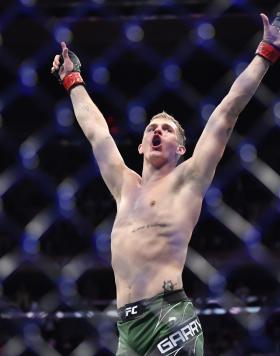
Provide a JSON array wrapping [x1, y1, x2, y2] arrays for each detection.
[[256, 41, 280, 64], [62, 72, 84, 92]]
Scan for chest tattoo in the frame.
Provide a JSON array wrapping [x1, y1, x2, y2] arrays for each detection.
[[131, 223, 168, 233]]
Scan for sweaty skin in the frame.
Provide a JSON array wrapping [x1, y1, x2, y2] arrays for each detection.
[[51, 13, 280, 309]]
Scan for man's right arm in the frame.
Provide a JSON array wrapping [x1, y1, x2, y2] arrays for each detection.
[[70, 85, 128, 201], [52, 42, 129, 201]]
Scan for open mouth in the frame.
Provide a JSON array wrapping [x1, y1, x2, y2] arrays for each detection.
[[152, 134, 161, 147]]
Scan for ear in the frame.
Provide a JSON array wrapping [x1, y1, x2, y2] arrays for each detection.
[[176, 145, 186, 156], [138, 143, 143, 155]]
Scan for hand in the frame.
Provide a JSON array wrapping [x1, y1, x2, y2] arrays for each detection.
[[261, 13, 280, 48], [51, 42, 74, 80]]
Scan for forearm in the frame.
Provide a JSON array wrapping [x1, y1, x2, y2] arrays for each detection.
[[69, 85, 109, 141], [227, 55, 270, 117]]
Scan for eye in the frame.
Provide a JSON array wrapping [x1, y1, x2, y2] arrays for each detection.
[[163, 126, 172, 132], [147, 125, 156, 132]]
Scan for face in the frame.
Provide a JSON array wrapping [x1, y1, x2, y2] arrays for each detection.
[[138, 118, 186, 167]]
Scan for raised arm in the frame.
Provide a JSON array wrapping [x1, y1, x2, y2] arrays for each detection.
[[51, 42, 129, 201], [188, 13, 280, 194]]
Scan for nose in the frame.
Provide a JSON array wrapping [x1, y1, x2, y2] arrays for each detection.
[[154, 128, 162, 135]]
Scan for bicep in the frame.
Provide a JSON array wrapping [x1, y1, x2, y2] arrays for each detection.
[[91, 133, 128, 200]]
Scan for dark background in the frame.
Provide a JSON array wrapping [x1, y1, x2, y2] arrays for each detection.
[[0, 0, 280, 355]]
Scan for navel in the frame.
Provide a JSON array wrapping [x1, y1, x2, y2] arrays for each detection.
[[150, 200, 156, 206]]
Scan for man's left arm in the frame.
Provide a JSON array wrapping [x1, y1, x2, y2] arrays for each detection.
[[188, 13, 280, 193]]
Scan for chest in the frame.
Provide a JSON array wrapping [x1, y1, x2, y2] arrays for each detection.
[[134, 187, 167, 210], [120, 178, 179, 216], [114, 174, 203, 235]]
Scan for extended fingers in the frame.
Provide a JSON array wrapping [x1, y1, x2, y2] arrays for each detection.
[[61, 41, 70, 60], [51, 54, 61, 73], [260, 13, 270, 30], [61, 41, 67, 51]]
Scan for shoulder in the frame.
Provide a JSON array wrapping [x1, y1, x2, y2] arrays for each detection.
[[173, 158, 210, 196], [124, 168, 141, 183], [120, 167, 141, 193], [114, 168, 141, 206], [173, 158, 197, 183]]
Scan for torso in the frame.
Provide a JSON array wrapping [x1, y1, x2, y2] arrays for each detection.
[[111, 162, 204, 308]]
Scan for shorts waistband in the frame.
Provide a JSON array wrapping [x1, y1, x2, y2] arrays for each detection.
[[118, 289, 188, 322]]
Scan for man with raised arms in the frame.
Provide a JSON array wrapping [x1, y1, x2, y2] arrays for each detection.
[[51, 13, 280, 355]]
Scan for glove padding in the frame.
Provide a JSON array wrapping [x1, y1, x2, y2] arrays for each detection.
[[53, 50, 82, 81]]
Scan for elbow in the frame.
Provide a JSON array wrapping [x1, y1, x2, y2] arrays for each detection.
[[85, 130, 95, 143], [84, 123, 110, 144], [226, 91, 250, 118], [80, 123, 96, 142]]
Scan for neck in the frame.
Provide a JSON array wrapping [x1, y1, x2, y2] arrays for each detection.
[[141, 160, 177, 184]]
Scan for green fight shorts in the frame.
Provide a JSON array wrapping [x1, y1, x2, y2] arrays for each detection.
[[116, 289, 204, 355]]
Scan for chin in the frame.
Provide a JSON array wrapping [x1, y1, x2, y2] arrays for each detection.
[[148, 154, 167, 167]]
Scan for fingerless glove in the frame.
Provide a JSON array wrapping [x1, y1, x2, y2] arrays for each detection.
[[53, 50, 85, 91], [256, 13, 280, 64]]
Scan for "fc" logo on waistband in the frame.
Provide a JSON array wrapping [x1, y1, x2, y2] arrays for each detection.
[[125, 306, 138, 317]]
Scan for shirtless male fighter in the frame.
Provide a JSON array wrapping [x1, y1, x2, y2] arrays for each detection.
[[51, 13, 280, 355]]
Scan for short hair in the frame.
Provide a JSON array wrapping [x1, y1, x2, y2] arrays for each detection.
[[150, 111, 186, 146]]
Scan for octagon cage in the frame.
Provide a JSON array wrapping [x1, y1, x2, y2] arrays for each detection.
[[0, 0, 279, 355]]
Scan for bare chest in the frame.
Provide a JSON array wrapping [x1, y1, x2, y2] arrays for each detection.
[[114, 176, 202, 230], [122, 180, 175, 215], [132, 186, 168, 211]]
